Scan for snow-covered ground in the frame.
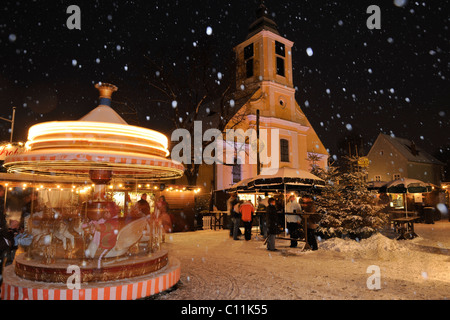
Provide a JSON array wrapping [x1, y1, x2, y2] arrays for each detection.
[[154, 220, 449, 300]]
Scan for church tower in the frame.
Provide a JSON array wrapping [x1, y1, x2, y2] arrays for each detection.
[[235, 3, 294, 90], [233, 3, 297, 124], [217, 2, 329, 190]]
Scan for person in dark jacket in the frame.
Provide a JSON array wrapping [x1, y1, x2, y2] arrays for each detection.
[[266, 198, 278, 251], [226, 193, 239, 238], [301, 195, 319, 251]]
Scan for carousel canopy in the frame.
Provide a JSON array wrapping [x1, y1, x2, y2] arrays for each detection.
[[3, 83, 184, 181]]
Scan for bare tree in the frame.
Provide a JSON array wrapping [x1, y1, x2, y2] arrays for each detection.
[[144, 40, 259, 186]]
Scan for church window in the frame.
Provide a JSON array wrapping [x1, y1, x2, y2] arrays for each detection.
[[244, 43, 254, 78], [275, 41, 285, 56], [232, 163, 242, 184], [244, 43, 254, 59], [276, 57, 285, 76], [275, 41, 286, 77], [246, 59, 254, 78], [280, 139, 289, 162]]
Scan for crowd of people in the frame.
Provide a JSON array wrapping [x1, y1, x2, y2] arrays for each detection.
[[226, 192, 320, 251]]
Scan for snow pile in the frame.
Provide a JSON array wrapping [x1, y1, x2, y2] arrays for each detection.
[[320, 232, 409, 260]]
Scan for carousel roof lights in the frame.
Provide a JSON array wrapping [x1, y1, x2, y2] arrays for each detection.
[[26, 121, 170, 157], [3, 83, 184, 181]]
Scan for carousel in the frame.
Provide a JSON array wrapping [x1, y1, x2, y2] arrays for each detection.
[[1, 83, 184, 300]]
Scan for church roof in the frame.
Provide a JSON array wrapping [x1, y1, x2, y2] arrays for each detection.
[[246, 2, 280, 39]]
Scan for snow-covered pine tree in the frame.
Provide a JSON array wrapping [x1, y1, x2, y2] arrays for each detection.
[[315, 157, 388, 240], [338, 156, 388, 239], [314, 164, 348, 239]]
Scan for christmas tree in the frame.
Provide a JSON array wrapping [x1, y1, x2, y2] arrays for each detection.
[[315, 157, 388, 240]]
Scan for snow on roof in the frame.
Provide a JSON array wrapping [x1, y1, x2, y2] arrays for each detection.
[[380, 133, 444, 166], [79, 105, 128, 125]]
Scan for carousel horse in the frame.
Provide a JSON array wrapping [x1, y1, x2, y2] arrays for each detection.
[[53, 220, 75, 251], [30, 214, 76, 252], [104, 217, 149, 258]]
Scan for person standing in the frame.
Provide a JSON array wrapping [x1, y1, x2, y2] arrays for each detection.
[[226, 193, 239, 237], [239, 200, 255, 241], [257, 196, 269, 237], [232, 200, 242, 240], [136, 193, 151, 217], [155, 195, 172, 234], [301, 195, 319, 251], [285, 195, 302, 248], [266, 198, 278, 251]]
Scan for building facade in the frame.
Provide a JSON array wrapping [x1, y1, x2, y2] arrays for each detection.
[[367, 133, 444, 186]]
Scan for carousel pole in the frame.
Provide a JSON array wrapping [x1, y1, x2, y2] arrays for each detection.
[[3, 184, 8, 220], [405, 192, 408, 218]]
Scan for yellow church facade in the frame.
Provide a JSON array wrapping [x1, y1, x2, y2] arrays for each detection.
[[214, 3, 329, 191]]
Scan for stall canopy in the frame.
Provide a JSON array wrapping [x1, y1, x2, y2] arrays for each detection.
[[367, 181, 388, 191], [379, 178, 432, 194], [228, 167, 325, 193], [378, 178, 432, 217]]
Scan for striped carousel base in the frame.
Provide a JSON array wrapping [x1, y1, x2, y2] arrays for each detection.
[[1, 257, 180, 300]]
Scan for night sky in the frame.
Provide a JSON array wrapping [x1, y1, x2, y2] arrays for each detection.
[[1, 0, 449, 163]]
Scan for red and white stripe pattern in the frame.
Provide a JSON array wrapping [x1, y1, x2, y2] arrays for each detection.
[[1, 261, 180, 300]]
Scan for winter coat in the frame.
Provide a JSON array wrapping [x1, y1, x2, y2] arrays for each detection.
[[239, 201, 254, 222], [227, 196, 239, 217], [266, 204, 278, 235]]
